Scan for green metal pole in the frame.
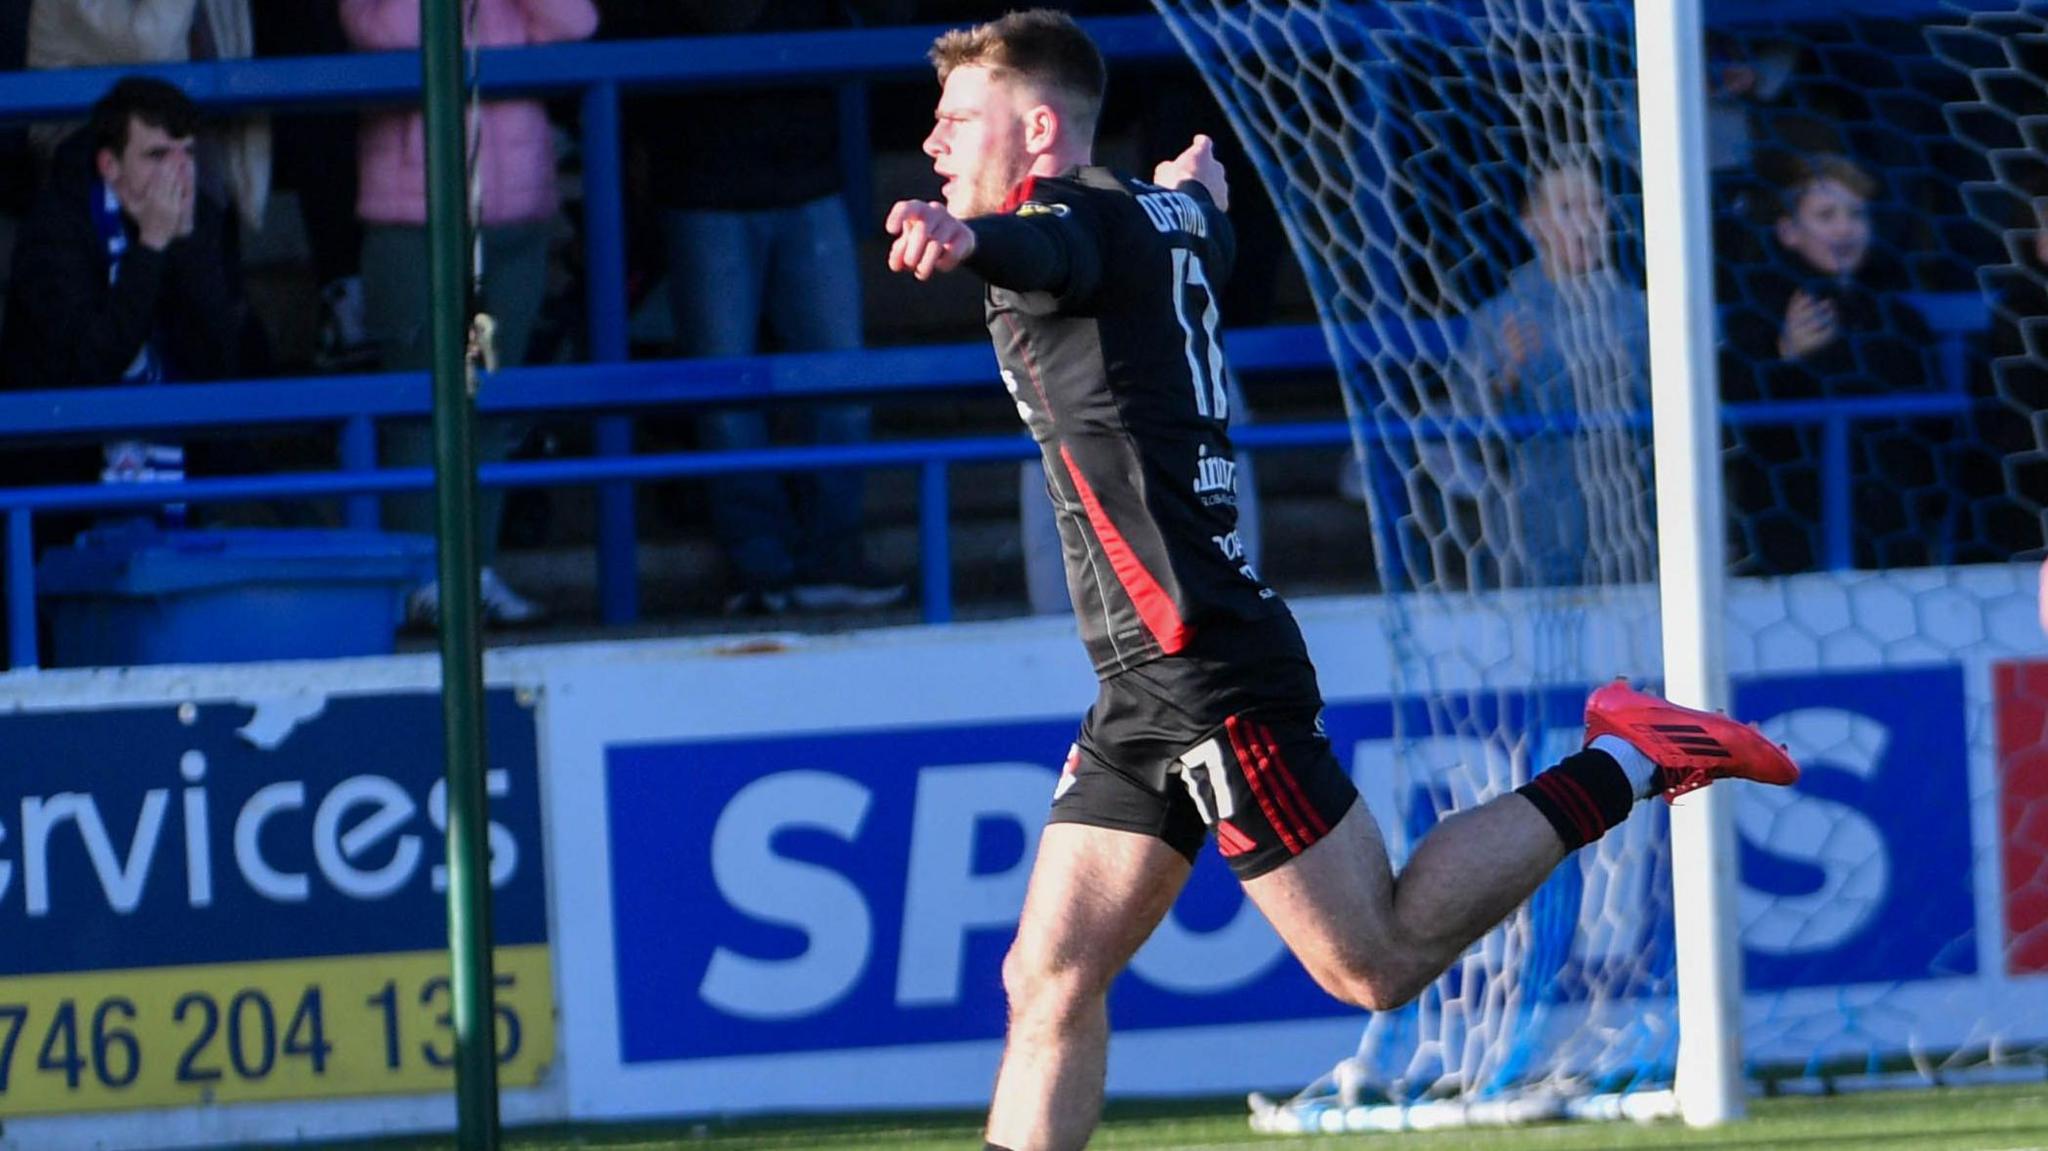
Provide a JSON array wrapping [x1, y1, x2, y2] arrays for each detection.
[[420, 1, 500, 1148]]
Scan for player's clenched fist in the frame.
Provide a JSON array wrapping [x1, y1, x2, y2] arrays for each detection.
[[1153, 133, 1229, 212], [885, 199, 976, 280]]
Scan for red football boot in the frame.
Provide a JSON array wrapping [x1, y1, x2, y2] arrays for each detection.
[[1584, 678, 1801, 801]]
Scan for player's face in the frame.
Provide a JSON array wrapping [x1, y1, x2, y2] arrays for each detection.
[[1778, 177, 1871, 276], [925, 65, 1031, 219], [1525, 166, 1608, 279]]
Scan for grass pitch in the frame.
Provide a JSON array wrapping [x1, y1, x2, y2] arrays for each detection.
[[304, 1082, 2048, 1150]]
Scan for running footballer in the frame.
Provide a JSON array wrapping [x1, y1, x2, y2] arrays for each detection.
[[884, 13, 1800, 1150]]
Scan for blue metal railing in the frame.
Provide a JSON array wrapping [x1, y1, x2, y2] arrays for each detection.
[[0, 12, 2002, 668], [0, 420, 1361, 668], [2, 381, 1977, 667], [0, 323, 1344, 667]]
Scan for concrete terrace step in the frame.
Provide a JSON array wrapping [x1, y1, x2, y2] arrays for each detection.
[[479, 490, 1381, 641]]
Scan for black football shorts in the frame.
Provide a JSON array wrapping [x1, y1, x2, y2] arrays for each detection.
[[1047, 615, 1359, 880]]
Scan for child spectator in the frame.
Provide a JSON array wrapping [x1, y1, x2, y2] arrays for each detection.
[[1719, 152, 1949, 573]]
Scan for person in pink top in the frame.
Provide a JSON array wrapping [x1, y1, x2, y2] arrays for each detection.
[[340, 0, 598, 627]]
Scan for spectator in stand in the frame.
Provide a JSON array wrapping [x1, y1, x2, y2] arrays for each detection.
[[29, 0, 274, 386], [340, 0, 597, 628], [608, 0, 907, 617], [28, 0, 269, 236], [254, 0, 372, 370], [1704, 31, 1801, 180], [0, 77, 239, 523], [1701, 31, 1803, 278], [1718, 152, 1949, 574], [1445, 155, 1653, 588]]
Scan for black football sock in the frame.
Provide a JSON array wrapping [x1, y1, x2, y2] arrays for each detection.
[[1516, 748, 1637, 850]]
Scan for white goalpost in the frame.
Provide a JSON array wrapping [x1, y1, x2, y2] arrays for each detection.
[[1633, 0, 1745, 1127]]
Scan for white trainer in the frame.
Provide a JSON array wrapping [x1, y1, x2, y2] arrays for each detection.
[[404, 567, 547, 628]]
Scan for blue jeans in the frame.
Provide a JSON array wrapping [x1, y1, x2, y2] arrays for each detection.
[[663, 196, 869, 590]]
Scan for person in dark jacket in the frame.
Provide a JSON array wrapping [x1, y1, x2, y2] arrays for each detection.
[[1717, 152, 1949, 574], [4, 75, 239, 396], [1, 75, 241, 525]]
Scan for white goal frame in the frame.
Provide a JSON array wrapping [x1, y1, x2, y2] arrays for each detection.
[[1634, 0, 1745, 1127]]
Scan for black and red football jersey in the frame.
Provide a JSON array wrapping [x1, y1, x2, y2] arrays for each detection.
[[965, 166, 1286, 677]]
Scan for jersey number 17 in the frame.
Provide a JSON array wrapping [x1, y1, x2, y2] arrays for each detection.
[[1170, 248, 1230, 422]]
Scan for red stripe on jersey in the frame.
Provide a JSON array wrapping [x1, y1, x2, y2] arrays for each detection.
[[1226, 714, 1304, 855], [1001, 174, 1039, 214], [1216, 819, 1257, 858], [1250, 719, 1331, 838], [1059, 445, 1190, 654]]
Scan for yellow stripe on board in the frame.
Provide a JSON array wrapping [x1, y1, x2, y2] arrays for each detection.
[[0, 946, 553, 1115]]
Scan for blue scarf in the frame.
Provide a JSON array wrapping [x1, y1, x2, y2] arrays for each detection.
[[92, 178, 185, 524], [91, 179, 165, 385]]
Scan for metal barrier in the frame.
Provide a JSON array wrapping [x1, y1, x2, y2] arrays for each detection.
[[2, 380, 1977, 668], [0, 325, 1343, 668]]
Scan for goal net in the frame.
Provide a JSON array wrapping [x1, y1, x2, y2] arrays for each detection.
[[1148, 0, 2048, 1132]]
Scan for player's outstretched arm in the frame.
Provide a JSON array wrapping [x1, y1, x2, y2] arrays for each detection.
[[885, 199, 977, 280], [893, 194, 1098, 297], [1153, 133, 1230, 212]]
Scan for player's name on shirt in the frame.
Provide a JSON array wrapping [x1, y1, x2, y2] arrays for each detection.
[[1136, 189, 1210, 237]]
